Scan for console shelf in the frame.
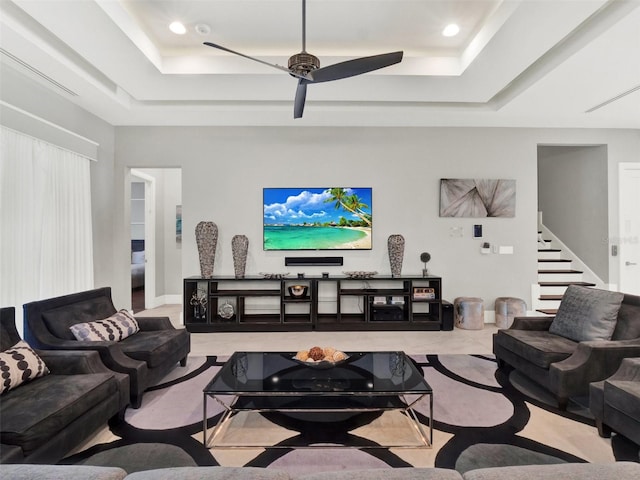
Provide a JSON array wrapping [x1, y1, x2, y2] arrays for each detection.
[[183, 275, 443, 332]]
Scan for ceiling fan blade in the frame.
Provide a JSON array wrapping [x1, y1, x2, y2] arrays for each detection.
[[203, 41, 310, 80], [308, 51, 403, 83], [293, 79, 308, 119]]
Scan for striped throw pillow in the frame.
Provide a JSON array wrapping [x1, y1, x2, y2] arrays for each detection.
[[70, 310, 140, 342]]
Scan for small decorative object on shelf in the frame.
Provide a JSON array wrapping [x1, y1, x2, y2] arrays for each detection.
[[420, 252, 431, 277], [388, 234, 405, 277], [343, 271, 378, 279], [218, 301, 235, 320], [259, 272, 290, 279], [288, 285, 308, 297], [231, 234, 249, 278], [195, 221, 218, 277], [413, 287, 435, 300], [189, 289, 207, 320]]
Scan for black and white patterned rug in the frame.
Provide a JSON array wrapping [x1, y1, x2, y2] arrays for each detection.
[[61, 354, 639, 475]]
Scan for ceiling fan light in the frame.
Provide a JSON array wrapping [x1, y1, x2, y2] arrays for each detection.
[[169, 21, 187, 35], [442, 24, 460, 37], [195, 24, 211, 35]]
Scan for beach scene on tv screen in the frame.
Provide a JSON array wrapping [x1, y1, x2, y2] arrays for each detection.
[[263, 187, 372, 250]]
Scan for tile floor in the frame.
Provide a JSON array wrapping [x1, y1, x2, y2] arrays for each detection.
[[138, 304, 498, 356]]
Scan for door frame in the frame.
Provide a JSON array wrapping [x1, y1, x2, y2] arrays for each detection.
[[618, 162, 640, 294], [131, 169, 157, 308]]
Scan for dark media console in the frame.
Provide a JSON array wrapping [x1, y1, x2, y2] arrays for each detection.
[[183, 275, 444, 332]]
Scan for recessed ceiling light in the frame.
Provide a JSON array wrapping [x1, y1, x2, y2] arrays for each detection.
[[442, 24, 460, 37], [169, 21, 187, 35]]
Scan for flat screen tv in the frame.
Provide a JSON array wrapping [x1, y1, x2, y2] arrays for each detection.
[[263, 187, 372, 250]]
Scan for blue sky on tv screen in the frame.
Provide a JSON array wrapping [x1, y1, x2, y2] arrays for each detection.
[[263, 188, 372, 225]]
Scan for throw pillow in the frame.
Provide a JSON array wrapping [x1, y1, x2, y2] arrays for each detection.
[[1, 340, 50, 394], [549, 285, 624, 342], [70, 309, 140, 342]]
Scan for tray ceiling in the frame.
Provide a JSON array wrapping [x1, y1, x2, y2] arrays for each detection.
[[1, 0, 638, 127]]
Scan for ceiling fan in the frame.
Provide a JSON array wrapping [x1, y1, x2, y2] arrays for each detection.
[[204, 0, 403, 118]]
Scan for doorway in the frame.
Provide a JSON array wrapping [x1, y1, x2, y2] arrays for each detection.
[[129, 168, 182, 312]]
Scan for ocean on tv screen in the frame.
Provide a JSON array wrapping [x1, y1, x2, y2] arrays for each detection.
[[264, 225, 370, 250], [263, 187, 373, 250]]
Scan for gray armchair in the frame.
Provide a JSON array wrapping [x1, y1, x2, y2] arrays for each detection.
[[23, 287, 190, 408], [493, 286, 640, 410], [1, 306, 129, 464], [589, 357, 640, 445]]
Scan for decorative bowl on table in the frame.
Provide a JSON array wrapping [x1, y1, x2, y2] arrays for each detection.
[[292, 346, 349, 369], [288, 285, 308, 297]]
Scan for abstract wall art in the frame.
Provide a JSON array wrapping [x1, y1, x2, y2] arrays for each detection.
[[439, 179, 516, 218]]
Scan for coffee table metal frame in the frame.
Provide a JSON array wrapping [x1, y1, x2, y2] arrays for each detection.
[[203, 351, 433, 449]]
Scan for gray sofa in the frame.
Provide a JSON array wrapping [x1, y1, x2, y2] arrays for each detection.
[[2, 462, 639, 480], [493, 285, 640, 409], [23, 287, 190, 408], [0, 307, 129, 464], [590, 356, 640, 446]]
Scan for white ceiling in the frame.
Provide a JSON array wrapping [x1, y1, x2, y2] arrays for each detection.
[[1, 0, 639, 127]]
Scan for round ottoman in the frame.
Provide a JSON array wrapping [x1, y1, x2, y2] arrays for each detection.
[[495, 297, 527, 329], [454, 297, 485, 330]]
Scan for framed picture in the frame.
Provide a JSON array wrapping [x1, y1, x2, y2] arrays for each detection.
[[176, 205, 182, 243], [439, 179, 516, 217], [412, 287, 435, 300]]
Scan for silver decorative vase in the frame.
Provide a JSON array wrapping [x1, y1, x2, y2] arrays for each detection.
[[195, 221, 218, 277], [231, 234, 249, 278], [388, 234, 405, 277]]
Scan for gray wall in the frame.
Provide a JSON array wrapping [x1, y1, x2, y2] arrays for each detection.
[[538, 145, 609, 282], [114, 126, 540, 311]]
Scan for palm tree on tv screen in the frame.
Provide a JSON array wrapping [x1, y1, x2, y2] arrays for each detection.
[[324, 188, 372, 227]]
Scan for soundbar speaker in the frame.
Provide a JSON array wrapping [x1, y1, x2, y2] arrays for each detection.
[[285, 256, 343, 266]]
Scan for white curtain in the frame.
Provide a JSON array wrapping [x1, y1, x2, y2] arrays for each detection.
[[0, 126, 94, 335]]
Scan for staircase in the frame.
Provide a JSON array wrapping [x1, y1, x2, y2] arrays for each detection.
[[536, 231, 596, 314]]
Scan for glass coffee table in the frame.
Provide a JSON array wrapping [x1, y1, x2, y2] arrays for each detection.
[[203, 351, 432, 449]]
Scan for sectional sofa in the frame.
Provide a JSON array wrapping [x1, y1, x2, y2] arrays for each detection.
[[2, 462, 640, 480]]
